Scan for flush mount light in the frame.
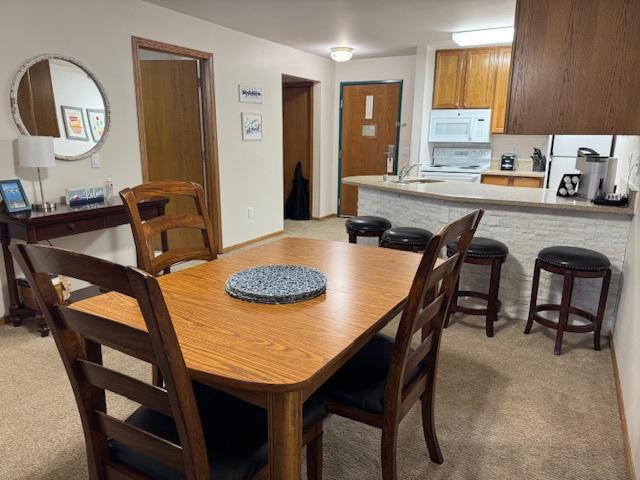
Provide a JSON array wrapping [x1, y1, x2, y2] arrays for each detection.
[[330, 46, 353, 62], [452, 27, 514, 47]]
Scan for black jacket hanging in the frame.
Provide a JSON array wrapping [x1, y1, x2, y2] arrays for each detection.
[[285, 161, 310, 220]]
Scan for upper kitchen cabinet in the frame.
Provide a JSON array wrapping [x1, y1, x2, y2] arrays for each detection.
[[462, 48, 497, 109], [506, 0, 640, 134], [491, 46, 512, 134], [432, 49, 466, 108]]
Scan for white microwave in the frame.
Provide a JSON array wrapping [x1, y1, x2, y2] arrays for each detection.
[[428, 109, 492, 143]]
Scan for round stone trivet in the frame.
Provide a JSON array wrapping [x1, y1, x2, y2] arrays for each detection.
[[225, 264, 327, 304]]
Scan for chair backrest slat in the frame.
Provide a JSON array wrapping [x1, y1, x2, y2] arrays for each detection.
[[58, 307, 155, 363], [11, 243, 211, 480], [152, 247, 213, 275], [95, 412, 185, 472], [77, 360, 172, 417], [384, 209, 484, 417], [120, 181, 217, 276]]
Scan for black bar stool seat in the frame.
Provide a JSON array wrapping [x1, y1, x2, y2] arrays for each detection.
[[525, 246, 611, 355], [346, 216, 392, 244], [445, 237, 508, 337], [380, 227, 433, 252]]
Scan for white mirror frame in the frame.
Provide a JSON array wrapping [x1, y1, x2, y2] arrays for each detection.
[[10, 54, 111, 161]]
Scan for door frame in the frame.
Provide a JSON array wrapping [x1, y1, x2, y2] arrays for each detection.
[[282, 80, 314, 216], [131, 36, 223, 253], [337, 80, 403, 216]]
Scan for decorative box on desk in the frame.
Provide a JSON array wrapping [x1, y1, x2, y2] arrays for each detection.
[[0, 197, 168, 336]]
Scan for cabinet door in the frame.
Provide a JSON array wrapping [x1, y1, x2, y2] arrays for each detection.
[[481, 175, 511, 186], [432, 50, 466, 109], [513, 176, 544, 188], [462, 48, 497, 109], [491, 47, 512, 133], [507, 0, 640, 134]]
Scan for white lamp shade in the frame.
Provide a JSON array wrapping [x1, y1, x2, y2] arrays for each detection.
[[17, 136, 55, 168]]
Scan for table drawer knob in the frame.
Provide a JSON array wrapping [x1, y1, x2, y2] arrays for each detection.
[[67, 223, 76, 231]]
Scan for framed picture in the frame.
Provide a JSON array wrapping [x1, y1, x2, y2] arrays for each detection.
[[242, 113, 263, 141], [238, 85, 263, 104], [0, 179, 31, 213], [86, 109, 106, 142], [61, 105, 88, 141]]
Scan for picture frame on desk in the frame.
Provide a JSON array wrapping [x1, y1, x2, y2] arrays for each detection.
[[0, 179, 31, 213]]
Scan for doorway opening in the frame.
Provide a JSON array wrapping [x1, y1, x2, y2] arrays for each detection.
[[338, 80, 403, 217], [131, 36, 222, 253], [282, 74, 315, 220]]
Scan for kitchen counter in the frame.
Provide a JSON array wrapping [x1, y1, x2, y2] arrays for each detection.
[[342, 175, 635, 215], [482, 169, 546, 178], [344, 175, 636, 331]]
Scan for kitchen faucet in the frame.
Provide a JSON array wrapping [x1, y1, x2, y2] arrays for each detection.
[[395, 163, 421, 183]]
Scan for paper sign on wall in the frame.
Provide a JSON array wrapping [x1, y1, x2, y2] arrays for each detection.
[[365, 95, 374, 119], [362, 125, 376, 137]]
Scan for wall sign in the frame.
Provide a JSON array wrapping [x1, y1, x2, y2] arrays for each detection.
[[365, 95, 374, 119], [242, 113, 263, 141], [239, 85, 263, 104], [362, 125, 376, 137]]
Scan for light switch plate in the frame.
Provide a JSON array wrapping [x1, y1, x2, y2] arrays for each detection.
[[91, 153, 101, 169], [247, 207, 255, 219]]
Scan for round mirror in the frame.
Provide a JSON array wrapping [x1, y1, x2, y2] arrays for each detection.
[[10, 54, 111, 161]]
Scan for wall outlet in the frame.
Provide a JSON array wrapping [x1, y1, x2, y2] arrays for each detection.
[[91, 153, 101, 169], [247, 207, 255, 219]]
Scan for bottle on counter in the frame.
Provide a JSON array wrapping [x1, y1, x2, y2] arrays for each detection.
[[104, 176, 114, 201]]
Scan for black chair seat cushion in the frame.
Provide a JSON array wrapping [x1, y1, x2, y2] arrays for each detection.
[[382, 227, 433, 246], [346, 216, 392, 234], [447, 237, 509, 259], [319, 334, 420, 415], [538, 246, 611, 271], [108, 382, 328, 480]]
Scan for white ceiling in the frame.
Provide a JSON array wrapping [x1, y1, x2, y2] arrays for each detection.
[[144, 0, 516, 59]]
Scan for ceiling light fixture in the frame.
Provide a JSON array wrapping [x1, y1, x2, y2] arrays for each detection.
[[330, 46, 353, 62], [452, 27, 514, 47]]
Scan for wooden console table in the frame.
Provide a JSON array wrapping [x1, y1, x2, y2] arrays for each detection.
[[0, 198, 167, 336]]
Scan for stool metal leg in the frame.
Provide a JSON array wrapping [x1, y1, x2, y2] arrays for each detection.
[[593, 268, 611, 351], [554, 271, 575, 356], [524, 259, 541, 334], [348, 232, 357, 244], [486, 260, 502, 338]]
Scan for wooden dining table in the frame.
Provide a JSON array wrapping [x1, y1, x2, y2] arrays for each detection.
[[73, 237, 423, 479]]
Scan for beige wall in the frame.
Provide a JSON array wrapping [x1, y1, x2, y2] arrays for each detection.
[[0, 0, 337, 314], [613, 136, 640, 479]]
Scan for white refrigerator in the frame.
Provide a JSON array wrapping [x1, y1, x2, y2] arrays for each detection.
[[547, 135, 614, 190]]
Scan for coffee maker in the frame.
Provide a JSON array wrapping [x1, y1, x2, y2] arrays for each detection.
[[575, 147, 611, 199]]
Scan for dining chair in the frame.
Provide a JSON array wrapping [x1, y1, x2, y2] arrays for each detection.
[[12, 243, 327, 480], [120, 181, 217, 277], [319, 209, 483, 480]]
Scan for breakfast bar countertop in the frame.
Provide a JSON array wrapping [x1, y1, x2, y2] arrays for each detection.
[[342, 175, 636, 215]]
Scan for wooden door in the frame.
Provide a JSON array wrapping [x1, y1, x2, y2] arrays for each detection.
[[139, 59, 205, 249], [462, 48, 497, 108], [282, 83, 313, 212], [339, 82, 401, 216], [491, 46, 512, 133], [17, 60, 60, 137], [432, 50, 466, 109]]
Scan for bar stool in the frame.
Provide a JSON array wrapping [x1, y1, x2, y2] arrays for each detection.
[[380, 227, 433, 252], [524, 246, 611, 355], [445, 237, 508, 337], [345, 216, 392, 245]]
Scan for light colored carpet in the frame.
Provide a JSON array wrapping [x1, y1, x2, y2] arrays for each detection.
[[0, 218, 630, 480]]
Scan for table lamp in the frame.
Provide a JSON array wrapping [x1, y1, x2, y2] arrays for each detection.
[[17, 136, 56, 211]]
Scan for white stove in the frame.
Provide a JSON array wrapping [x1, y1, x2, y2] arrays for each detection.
[[420, 147, 492, 183]]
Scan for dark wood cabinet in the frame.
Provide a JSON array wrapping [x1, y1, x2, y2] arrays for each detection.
[[506, 0, 640, 134]]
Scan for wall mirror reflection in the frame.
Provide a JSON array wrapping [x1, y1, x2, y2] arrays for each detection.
[[10, 55, 110, 161]]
